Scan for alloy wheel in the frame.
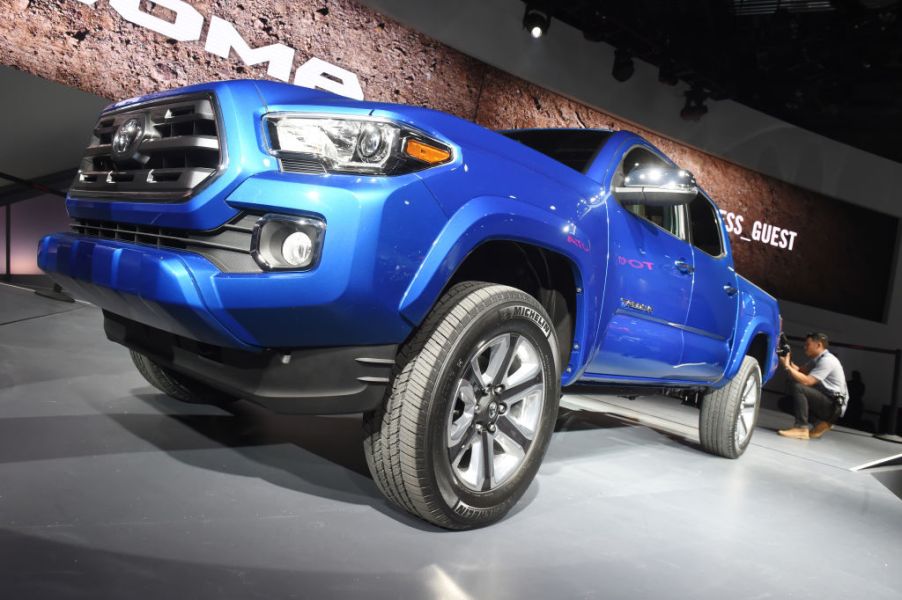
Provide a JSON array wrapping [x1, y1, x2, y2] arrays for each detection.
[[446, 333, 545, 492], [734, 375, 759, 447]]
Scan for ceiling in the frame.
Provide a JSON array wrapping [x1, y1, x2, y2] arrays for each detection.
[[523, 0, 902, 162]]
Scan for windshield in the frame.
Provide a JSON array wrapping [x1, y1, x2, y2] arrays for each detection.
[[500, 129, 613, 174]]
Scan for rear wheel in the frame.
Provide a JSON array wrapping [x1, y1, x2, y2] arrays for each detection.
[[130, 350, 238, 406], [363, 282, 561, 529], [699, 355, 761, 458]]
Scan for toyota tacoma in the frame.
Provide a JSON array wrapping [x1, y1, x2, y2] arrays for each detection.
[[38, 79, 781, 529]]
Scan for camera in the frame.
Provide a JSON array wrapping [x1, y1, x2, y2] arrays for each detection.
[[776, 332, 791, 357]]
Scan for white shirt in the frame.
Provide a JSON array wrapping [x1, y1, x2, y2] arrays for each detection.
[[805, 349, 849, 416]]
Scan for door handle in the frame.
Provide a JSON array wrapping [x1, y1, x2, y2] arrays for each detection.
[[674, 260, 694, 274], [723, 284, 738, 296]]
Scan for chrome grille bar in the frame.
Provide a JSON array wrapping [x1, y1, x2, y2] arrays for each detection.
[[70, 94, 224, 202]]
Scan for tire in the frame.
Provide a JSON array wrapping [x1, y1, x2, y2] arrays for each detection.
[[130, 350, 238, 406], [363, 282, 561, 529], [699, 355, 762, 459]]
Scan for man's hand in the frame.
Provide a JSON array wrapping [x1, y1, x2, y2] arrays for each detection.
[[782, 353, 818, 386], [780, 353, 792, 370]]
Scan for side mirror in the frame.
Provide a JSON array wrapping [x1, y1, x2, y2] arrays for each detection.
[[614, 167, 698, 207]]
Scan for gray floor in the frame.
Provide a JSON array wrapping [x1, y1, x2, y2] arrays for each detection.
[[1, 283, 900, 599]]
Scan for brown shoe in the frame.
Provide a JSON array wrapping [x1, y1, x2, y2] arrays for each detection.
[[778, 426, 810, 440], [810, 421, 833, 439]]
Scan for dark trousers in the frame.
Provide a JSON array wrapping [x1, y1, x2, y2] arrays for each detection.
[[790, 381, 840, 428]]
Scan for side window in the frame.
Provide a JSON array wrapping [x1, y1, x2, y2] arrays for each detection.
[[624, 203, 682, 236], [688, 194, 724, 257], [616, 147, 684, 239]]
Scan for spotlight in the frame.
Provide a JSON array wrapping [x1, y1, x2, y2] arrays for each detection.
[[612, 48, 634, 82], [523, 5, 550, 39], [680, 87, 709, 122], [658, 59, 678, 86]]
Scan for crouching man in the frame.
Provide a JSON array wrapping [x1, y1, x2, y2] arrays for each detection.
[[778, 332, 849, 440]]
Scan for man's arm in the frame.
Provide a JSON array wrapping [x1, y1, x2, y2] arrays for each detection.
[[780, 354, 818, 386]]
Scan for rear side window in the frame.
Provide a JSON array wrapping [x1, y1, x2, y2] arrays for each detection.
[[688, 194, 723, 257], [500, 129, 612, 174]]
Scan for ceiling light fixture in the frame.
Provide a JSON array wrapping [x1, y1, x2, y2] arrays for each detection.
[[612, 48, 635, 82], [658, 59, 679, 86], [680, 87, 709, 121], [523, 4, 551, 39]]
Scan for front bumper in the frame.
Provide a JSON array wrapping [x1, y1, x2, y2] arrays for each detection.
[[42, 171, 447, 350], [36, 224, 406, 414], [37, 226, 412, 349]]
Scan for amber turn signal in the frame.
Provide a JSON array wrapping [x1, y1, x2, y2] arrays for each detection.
[[404, 139, 451, 164]]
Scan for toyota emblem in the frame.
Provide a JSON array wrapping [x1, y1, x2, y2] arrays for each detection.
[[112, 118, 144, 158]]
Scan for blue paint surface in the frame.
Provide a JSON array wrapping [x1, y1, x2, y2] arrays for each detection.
[[39, 80, 779, 388]]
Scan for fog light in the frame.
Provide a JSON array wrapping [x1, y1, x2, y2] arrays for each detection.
[[281, 231, 313, 267], [251, 214, 326, 271]]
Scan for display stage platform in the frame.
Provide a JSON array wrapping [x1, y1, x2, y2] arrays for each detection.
[[1, 283, 900, 599]]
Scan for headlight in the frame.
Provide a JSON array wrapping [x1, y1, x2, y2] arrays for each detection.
[[265, 114, 452, 175], [251, 214, 325, 271]]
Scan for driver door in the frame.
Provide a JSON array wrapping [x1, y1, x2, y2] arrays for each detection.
[[587, 146, 695, 380]]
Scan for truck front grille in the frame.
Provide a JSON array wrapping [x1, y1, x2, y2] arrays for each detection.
[[70, 94, 224, 202], [71, 215, 262, 273]]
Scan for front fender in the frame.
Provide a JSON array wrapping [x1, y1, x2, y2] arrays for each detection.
[[398, 196, 598, 383]]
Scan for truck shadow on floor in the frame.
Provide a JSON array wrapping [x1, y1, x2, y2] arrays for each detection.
[[112, 392, 441, 530], [110, 392, 715, 526], [112, 392, 542, 529]]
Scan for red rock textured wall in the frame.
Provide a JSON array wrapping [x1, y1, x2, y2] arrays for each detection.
[[0, 0, 487, 116], [0, 0, 896, 320]]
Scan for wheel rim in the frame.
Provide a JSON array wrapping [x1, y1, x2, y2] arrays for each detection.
[[734, 374, 759, 447], [446, 333, 545, 492]]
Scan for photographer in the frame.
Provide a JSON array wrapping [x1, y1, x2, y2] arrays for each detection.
[[777, 332, 849, 440]]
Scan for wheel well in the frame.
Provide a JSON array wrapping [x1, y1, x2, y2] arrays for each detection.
[[746, 333, 769, 374], [444, 241, 578, 368]]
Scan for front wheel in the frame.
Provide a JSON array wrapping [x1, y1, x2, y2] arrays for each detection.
[[363, 282, 561, 529], [699, 355, 761, 458]]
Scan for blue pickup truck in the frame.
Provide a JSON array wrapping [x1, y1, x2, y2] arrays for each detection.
[[38, 80, 780, 529]]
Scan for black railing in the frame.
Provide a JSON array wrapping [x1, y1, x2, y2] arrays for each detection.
[[4, 201, 8, 283], [0, 170, 68, 283]]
